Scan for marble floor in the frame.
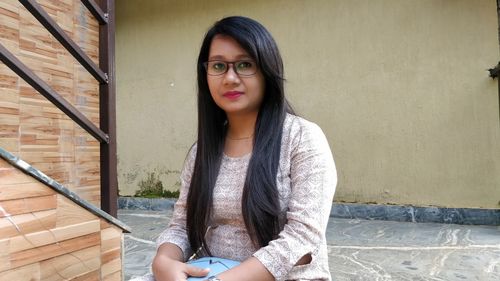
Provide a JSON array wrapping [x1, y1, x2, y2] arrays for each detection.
[[118, 209, 500, 281]]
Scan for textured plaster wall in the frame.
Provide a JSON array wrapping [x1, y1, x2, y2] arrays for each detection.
[[116, 0, 500, 209]]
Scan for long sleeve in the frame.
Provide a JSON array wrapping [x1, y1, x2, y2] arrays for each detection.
[[252, 120, 337, 281], [155, 144, 197, 261]]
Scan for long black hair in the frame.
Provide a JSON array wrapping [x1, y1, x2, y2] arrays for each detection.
[[186, 16, 294, 255]]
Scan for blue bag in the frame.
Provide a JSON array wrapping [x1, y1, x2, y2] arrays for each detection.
[[186, 257, 240, 281]]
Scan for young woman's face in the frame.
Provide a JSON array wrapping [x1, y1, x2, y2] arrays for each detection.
[[207, 35, 265, 115]]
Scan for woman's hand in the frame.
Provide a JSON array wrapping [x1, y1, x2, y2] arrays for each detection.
[[152, 254, 210, 281], [152, 243, 210, 281]]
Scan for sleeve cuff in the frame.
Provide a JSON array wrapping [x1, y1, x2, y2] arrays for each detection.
[[156, 232, 192, 261]]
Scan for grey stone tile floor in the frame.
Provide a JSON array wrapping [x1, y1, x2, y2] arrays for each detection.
[[118, 209, 500, 281]]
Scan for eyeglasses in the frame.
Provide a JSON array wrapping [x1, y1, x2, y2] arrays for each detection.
[[203, 60, 257, 76]]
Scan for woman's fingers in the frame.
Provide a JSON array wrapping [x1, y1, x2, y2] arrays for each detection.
[[184, 264, 210, 277]]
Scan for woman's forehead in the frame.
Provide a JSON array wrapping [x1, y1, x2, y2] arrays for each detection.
[[208, 35, 252, 60]]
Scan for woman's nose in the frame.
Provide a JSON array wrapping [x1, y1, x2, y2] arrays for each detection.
[[223, 64, 241, 84]]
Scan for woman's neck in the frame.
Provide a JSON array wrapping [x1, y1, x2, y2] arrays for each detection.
[[226, 111, 258, 139]]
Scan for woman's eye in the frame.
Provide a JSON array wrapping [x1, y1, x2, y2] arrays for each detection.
[[212, 62, 226, 71], [236, 61, 252, 69]]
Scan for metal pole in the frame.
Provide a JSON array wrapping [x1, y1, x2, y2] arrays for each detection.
[[98, 0, 118, 217]]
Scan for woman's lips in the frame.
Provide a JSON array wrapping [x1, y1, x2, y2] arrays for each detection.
[[223, 91, 243, 100]]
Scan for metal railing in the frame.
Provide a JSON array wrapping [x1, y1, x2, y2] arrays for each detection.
[[0, 0, 118, 216]]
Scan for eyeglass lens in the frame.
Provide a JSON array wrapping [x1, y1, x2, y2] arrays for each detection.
[[205, 60, 256, 76]]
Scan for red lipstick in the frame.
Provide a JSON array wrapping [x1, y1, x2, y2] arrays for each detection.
[[223, 91, 243, 100]]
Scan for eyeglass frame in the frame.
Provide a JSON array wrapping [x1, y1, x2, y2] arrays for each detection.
[[202, 60, 258, 76]]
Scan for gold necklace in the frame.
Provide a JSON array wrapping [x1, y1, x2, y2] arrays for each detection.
[[227, 134, 254, 141]]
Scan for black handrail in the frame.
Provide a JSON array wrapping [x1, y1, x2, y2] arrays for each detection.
[[81, 0, 108, 25], [11, 0, 118, 217], [19, 0, 108, 84], [0, 43, 109, 144], [97, 0, 118, 217]]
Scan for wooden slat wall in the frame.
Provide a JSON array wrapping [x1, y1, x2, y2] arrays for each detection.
[[0, 158, 123, 280], [0, 0, 101, 207], [100, 224, 122, 281]]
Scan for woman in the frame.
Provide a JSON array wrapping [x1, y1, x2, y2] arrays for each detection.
[[151, 16, 337, 281]]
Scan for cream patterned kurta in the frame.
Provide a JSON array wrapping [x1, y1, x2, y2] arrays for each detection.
[[157, 114, 337, 281]]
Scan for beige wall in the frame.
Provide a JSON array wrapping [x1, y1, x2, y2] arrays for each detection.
[[116, 0, 500, 209]]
